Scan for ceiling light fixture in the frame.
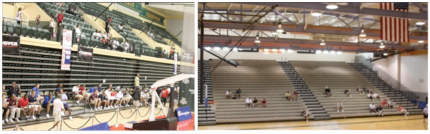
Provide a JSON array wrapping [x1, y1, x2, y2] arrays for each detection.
[[311, 12, 322, 16], [418, 40, 424, 44], [383, 53, 388, 56], [205, 47, 211, 50], [330, 50, 336, 54], [280, 49, 285, 53], [287, 49, 293, 53], [255, 34, 261, 43], [264, 48, 269, 51], [326, 4, 338, 10], [223, 47, 229, 51], [276, 24, 284, 33], [214, 47, 220, 51], [320, 40, 326, 46], [379, 42, 385, 49], [233, 47, 238, 51], [316, 50, 322, 54], [359, 25, 366, 37], [323, 50, 329, 54], [416, 22, 425, 25], [337, 51, 342, 54], [272, 49, 278, 52]]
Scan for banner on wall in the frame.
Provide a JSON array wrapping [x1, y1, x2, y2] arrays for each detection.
[[175, 106, 192, 122], [78, 46, 93, 62], [173, 53, 177, 75], [310, 33, 358, 42], [179, 78, 194, 112], [2, 35, 20, 55], [61, 29, 72, 70], [117, 3, 165, 26]]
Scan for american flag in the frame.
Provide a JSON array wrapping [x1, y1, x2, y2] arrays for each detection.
[[380, 2, 409, 43]]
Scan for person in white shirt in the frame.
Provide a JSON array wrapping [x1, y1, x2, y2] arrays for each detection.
[[75, 25, 81, 37], [124, 40, 130, 52], [49, 15, 55, 37], [423, 104, 428, 123], [60, 90, 73, 121], [123, 89, 132, 107], [245, 97, 252, 108], [92, 30, 99, 39], [16, 8, 22, 24], [367, 93, 372, 99], [95, 31, 102, 40], [150, 32, 154, 39], [118, 24, 125, 33], [302, 108, 310, 122], [369, 103, 376, 113], [52, 92, 66, 130], [114, 90, 125, 108], [112, 38, 120, 50], [102, 32, 108, 40], [140, 90, 149, 107], [225, 90, 231, 99], [337, 101, 344, 112], [372, 93, 381, 101], [72, 83, 83, 104], [105, 88, 114, 108]]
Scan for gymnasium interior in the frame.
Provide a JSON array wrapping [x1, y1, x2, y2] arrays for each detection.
[[197, 2, 428, 130], [2, 2, 194, 130]]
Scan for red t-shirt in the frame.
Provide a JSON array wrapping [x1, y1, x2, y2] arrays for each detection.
[[18, 98, 29, 108], [262, 100, 266, 104], [162, 89, 169, 98], [381, 101, 387, 105], [111, 92, 116, 97], [102, 38, 107, 43], [57, 14, 64, 23], [398, 106, 403, 111], [79, 86, 85, 95]]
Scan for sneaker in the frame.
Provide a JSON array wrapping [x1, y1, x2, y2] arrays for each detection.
[[46, 114, 50, 118], [76, 101, 80, 104], [126, 104, 130, 107], [407, 112, 409, 115], [15, 118, 20, 122], [61, 112, 65, 116], [69, 116, 73, 121], [9, 118, 14, 123], [306, 119, 309, 122], [5, 118, 9, 123], [32, 116, 36, 120], [36, 114, 40, 119]]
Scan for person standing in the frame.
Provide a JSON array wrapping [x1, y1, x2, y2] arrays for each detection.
[[161, 87, 169, 107], [132, 86, 141, 110], [16, 8, 22, 24], [35, 15, 41, 29], [423, 105, 428, 123], [52, 92, 66, 131], [49, 15, 55, 38], [135, 74, 140, 89], [57, 10, 64, 28], [105, 18, 112, 35], [173, 87, 179, 108]]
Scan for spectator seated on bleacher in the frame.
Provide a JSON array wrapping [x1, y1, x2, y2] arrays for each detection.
[[376, 105, 384, 116], [302, 108, 310, 122], [7, 94, 21, 122], [285, 91, 291, 101], [118, 24, 125, 33], [60, 89, 73, 121], [367, 93, 372, 99], [225, 90, 231, 99], [114, 90, 126, 108], [398, 104, 409, 116], [8, 81, 21, 101], [369, 103, 377, 113], [122, 40, 130, 53], [66, 5, 81, 18], [372, 92, 382, 101], [337, 101, 344, 112], [344, 88, 352, 97], [324, 86, 332, 97], [99, 92, 110, 110], [387, 100, 394, 109], [235, 89, 241, 99], [102, 37, 109, 49], [260, 98, 267, 108], [245, 97, 252, 109], [88, 90, 101, 111], [140, 89, 149, 107], [252, 97, 259, 108], [17, 93, 31, 121], [105, 88, 114, 109], [31, 83, 44, 105], [72, 84, 84, 104], [88, 85, 97, 94], [381, 99, 388, 108], [92, 30, 100, 40], [55, 83, 63, 94], [123, 90, 132, 107], [28, 90, 42, 120], [42, 92, 54, 118], [293, 91, 299, 101], [3, 92, 11, 123]]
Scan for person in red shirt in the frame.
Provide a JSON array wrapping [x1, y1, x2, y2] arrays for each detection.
[[293, 91, 299, 101], [17, 94, 30, 120], [260, 98, 267, 108], [398, 104, 409, 116], [57, 10, 64, 27], [79, 84, 85, 95], [161, 87, 169, 107], [381, 99, 388, 108]]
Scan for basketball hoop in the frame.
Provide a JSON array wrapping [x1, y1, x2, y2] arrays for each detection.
[[208, 101, 218, 111]]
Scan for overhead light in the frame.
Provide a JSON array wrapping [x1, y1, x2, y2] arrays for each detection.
[[330, 50, 336, 54], [271, 31, 278, 35], [287, 49, 293, 53], [416, 22, 425, 25], [323, 50, 329, 54], [276, 24, 284, 33], [233, 47, 238, 51], [316, 50, 322, 54], [379, 43, 385, 49], [214, 47, 220, 50], [238, 48, 243, 50], [280, 49, 285, 53], [255, 35, 261, 43], [359, 30, 366, 37], [326, 4, 338, 10], [223, 47, 229, 51], [418, 40, 424, 43], [383, 53, 388, 56], [264, 48, 269, 51], [231, 29, 235, 31], [272, 49, 278, 52], [320, 40, 326, 46], [337, 51, 342, 54], [311, 12, 322, 16], [204, 47, 211, 50]]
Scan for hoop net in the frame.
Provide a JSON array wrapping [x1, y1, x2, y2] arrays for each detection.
[[208, 101, 218, 111]]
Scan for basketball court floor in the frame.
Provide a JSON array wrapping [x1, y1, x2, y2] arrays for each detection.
[[199, 115, 428, 130]]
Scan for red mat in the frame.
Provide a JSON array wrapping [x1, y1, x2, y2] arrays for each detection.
[[109, 114, 194, 131]]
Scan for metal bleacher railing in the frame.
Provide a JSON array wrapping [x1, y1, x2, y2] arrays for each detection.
[[354, 55, 425, 106], [3, 17, 52, 40]]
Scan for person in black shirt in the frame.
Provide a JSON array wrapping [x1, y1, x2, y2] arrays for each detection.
[[344, 88, 351, 97], [8, 81, 21, 98], [252, 97, 259, 108], [55, 83, 63, 94], [236, 89, 241, 99], [324, 86, 332, 97], [132, 86, 141, 110], [105, 18, 112, 36], [376, 105, 384, 116]]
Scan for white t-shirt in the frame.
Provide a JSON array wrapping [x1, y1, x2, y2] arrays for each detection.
[[16, 11, 21, 21], [75, 28, 81, 36], [373, 94, 378, 98], [92, 32, 97, 38], [50, 19, 55, 27], [124, 42, 130, 50], [113, 40, 119, 48], [102, 34, 107, 39], [72, 86, 79, 93], [369, 104, 376, 109], [116, 91, 123, 99], [337, 103, 343, 106], [387, 101, 392, 104], [118, 25, 123, 30], [367, 94, 371, 98], [246, 98, 252, 103], [53, 99, 64, 112], [105, 90, 112, 100], [61, 94, 68, 103], [226, 91, 230, 95], [95, 33, 102, 38]]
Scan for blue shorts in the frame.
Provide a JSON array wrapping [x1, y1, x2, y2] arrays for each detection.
[[42, 104, 53, 109], [63, 103, 69, 109]]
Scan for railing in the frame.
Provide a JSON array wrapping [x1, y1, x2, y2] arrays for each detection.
[[355, 55, 424, 104]]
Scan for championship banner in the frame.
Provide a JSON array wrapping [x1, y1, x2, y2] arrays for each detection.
[[2, 35, 20, 55], [78, 46, 93, 62], [179, 78, 194, 112], [117, 3, 165, 26], [310, 33, 358, 42], [173, 53, 178, 75], [175, 106, 192, 122], [61, 29, 72, 70]]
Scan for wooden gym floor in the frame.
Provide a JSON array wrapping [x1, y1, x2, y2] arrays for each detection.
[[198, 115, 428, 130]]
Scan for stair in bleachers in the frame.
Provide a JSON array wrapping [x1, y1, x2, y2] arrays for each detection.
[[290, 61, 420, 119], [209, 59, 311, 124], [348, 63, 422, 114], [278, 62, 331, 120], [197, 60, 216, 126]]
